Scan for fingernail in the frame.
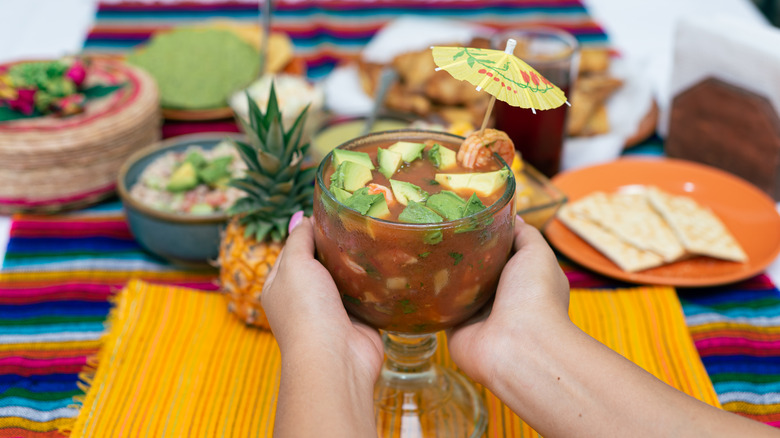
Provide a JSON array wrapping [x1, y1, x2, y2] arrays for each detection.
[[516, 214, 525, 223], [288, 211, 304, 234]]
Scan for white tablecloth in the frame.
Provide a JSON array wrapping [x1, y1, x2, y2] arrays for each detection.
[[0, 0, 778, 284]]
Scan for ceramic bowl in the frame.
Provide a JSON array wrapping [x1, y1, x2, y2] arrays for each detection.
[[117, 133, 242, 267]]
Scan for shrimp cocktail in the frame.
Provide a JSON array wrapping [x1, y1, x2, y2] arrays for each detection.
[[313, 129, 516, 437]]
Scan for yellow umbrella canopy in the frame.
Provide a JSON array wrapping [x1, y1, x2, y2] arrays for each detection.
[[431, 39, 568, 113]]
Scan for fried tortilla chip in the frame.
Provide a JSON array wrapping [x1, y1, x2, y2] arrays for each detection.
[[558, 204, 666, 272], [646, 186, 748, 262], [569, 190, 686, 262]]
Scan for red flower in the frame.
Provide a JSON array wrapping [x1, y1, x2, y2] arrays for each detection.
[[7, 88, 36, 115], [65, 59, 87, 88]]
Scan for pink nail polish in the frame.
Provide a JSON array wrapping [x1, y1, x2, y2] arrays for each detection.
[[516, 214, 525, 223], [288, 211, 304, 234]]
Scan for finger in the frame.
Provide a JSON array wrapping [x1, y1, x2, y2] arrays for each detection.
[[281, 216, 316, 260], [262, 217, 311, 293], [490, 221, 565, 311], [262, 245, 285, 292], [512, 220, 549, 255]]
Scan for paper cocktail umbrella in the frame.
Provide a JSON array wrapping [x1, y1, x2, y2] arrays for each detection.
[[432, 39, 569, 130]]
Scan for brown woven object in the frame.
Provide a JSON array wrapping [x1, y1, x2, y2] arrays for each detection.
[[0, 58, 161, 213], [666, 77, 780, 201]]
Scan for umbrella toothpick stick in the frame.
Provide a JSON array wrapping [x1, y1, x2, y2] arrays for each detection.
[[478, 39, 517, 134]]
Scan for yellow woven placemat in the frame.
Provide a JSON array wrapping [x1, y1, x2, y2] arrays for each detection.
[[66, 280, 720, 437]]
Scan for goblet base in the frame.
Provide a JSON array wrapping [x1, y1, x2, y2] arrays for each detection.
[[374, 332, 487, 438]]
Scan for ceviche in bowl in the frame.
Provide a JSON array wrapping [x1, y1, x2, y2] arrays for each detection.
[[129, 139, 246, 215], [117, 133, 245, 266]]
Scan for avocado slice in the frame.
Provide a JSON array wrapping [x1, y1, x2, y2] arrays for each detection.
[[426, 191, 466, 220], [388, 141, 425, 162], [377, 147, 403, 178], [399, 200, 444, 224], [330, 186, 352, 204], [428, 143, 457, 170], [389, 179, 429, 206], [331, 161, 373, 192], [366, 195, 390, 219], [333, 149, 375, 169], [167, 161, 199, 192], [434, 168, 510, 197], [198, 156, 233, 186], [189, 202, 215, 214], [184, 151, 207, 169]]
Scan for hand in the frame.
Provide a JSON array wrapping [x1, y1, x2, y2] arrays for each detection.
[[261, 216, 384, 382], [447, 219, 571, 386], [262, 215, 384, 437]]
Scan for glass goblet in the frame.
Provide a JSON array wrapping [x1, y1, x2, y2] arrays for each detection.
[[313, 130, 516, 438]]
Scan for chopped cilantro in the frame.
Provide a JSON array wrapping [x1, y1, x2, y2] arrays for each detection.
[[399, 299, 417, 314], [398, 201, 443, 224], [462, 193, 487, 217], [449, 252, 464, 265], [342, 294, 361, 305], [419, 251, 431, 258], [423, 230, 443, 245], [359, 260, 381, 279], [329, 165, 345, 189], [411, 323, 429, 333], [428, 143, 442, 168], [344, 187, 384, 215]]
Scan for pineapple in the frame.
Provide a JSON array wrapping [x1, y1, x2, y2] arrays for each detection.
[[218, 82, 315, 329]]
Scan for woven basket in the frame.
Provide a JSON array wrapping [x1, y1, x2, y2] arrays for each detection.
[[0, 58, 161, 214]]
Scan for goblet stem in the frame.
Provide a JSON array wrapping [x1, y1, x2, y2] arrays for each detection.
[[382, 332, 437, 374], [375, 332, 487, 438]]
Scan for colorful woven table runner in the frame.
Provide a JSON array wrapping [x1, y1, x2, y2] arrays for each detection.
[[1, 202, 779, 436], [64, 279, 716, 437], [0, 201, 218, 438], [84, 0, 610, 80], [563, 261, 780, 427], [83, 0, 611, 140]]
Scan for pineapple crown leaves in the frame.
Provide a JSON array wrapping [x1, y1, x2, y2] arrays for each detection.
[[227, 81, 315, 243]]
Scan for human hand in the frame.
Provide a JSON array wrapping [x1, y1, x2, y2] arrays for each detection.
[[447, 219, 570, 386], [261, 215, 384, 383]]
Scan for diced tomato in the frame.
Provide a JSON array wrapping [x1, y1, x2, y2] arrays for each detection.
[[205, 191, 227, 207]]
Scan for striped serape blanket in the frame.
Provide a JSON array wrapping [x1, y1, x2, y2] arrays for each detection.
[[84, 0, 611, 141], [64, 279, 717, 437], [0, 201, 218, 438], [84, 0, 610, 80]]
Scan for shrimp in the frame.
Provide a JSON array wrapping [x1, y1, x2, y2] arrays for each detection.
[[456, 129, 515, 170], [367, 183, 395, 205]]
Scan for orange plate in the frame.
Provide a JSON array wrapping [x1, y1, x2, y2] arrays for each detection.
[[546, 157, 780, 287]]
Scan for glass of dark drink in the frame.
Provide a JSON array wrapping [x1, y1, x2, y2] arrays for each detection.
[[313, 129, 516, 437], [491, 27, 580, 178]]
